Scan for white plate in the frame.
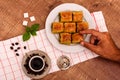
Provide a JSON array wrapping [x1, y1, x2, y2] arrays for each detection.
[[45, 3, 95, 53]]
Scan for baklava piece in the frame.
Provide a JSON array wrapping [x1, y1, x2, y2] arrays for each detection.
[[64, 23, 76, 33], [73, 11, 83, 22], [60, 11, 72, 22], [72, 33, 83, 43], [77, 21, 89, 32], [60, 33, 71, 44], [52, 22, 64, 33]]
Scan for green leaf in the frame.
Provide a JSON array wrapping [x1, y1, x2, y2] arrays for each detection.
[[26, 27, 31, 32], [22, 32, 31, 41], [22, 23, 40, 41], [31, 31, 37, 36], [31, 24, 40, 31]]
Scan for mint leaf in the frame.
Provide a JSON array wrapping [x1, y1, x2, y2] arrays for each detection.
[[22, 23, 40, 41], [23, 32, 31, 41], [26, 27, 31, 32], [31, 31, 37, 36], [31, 24, 40, 31]]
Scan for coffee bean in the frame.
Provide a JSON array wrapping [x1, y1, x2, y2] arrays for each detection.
[[24, 46, 26, 49], [42, 56, 45, 58], [14, 49, 17, 52], [10, 46, 14, 50], [16, 53, 19, 56], [15, 42, 19, 45], [27, 71, 30, 74], [11, 43, 14, 46], [45, 63, 48, 67], [17, 47, 20, 50]]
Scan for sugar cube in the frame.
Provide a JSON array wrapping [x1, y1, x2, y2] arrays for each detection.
[[30, 16, 35, 21], [24, 12, 29, 18], [22, 21, 28, 26]]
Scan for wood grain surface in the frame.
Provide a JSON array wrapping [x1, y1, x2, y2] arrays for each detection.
[[0, 0, 120, 80]]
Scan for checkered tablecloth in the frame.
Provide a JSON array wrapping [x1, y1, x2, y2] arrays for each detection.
[[0, 11, 108, 80]]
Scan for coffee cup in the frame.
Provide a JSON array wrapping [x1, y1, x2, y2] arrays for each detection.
[[29, 56, 45, 72]]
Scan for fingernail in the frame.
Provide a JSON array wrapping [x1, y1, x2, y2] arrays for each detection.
[[79, 31, 83, 35], [79, 31, 83, 33], [80, 42, 84, 46]]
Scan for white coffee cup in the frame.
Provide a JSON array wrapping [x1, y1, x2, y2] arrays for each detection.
[[29, 56, 45, 72]]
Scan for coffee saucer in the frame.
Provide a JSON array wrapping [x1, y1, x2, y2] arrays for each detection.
[[22, 50, 51, 79]]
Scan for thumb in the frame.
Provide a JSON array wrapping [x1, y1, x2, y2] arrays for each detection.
[[80, 41, 98, 52]]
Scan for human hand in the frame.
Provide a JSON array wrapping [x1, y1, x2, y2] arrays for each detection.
[[80, 29, 120, 62]]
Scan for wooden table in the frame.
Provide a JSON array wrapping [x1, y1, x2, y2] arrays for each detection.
[[0, 0, 120, 80]]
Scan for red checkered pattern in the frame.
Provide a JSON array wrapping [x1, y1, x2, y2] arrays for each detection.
[[0, 11, 108, 80]]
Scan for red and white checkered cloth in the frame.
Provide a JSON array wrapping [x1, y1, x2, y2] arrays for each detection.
[[0, 11, 108, 80]]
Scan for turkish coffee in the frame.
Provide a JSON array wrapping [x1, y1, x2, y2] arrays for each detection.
[[29, 56, 45, 72]]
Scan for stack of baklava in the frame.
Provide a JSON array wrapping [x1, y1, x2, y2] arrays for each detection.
[[52, 11, 88, 45]]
